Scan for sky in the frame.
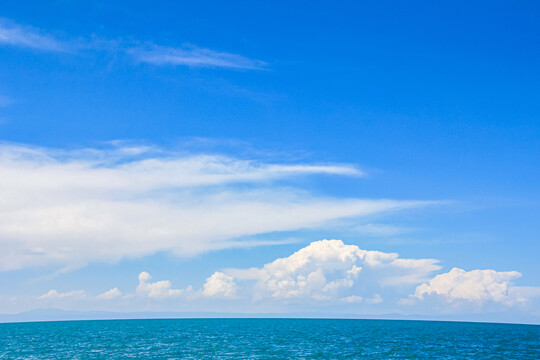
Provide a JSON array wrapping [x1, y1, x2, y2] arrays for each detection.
[[0, 1, 539, 323]]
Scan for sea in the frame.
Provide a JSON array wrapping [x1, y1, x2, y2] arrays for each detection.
[[0, 318, 538, 359]]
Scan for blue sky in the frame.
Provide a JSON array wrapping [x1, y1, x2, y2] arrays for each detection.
[[0, 1, 539, 322]]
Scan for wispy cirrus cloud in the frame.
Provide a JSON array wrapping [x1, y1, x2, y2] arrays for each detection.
[[0, 18, 265, 70], [0, 142, 433, 271], [129, 44, 266, 70], [0, 19, 67, 52]]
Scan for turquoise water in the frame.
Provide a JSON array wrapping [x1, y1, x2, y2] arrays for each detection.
[[0, 319, 538, 359]]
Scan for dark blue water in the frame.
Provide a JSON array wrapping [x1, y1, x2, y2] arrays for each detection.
[[0, 319, 538, 359]]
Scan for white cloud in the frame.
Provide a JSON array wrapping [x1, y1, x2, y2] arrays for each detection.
[[0, 17, 265, 73], [0, 18, 263, 71], [365, 294, 384, 304], [130, 44, 265, 70], [342, 295, 363, 303], [96, 287, 122, 300], [227, 239, 441, 301], [136, 271, 186, 299], [0, 17, 266, 72], [408, 267, 524, 305], [133, 270, 235, 300], [342, 293, 384, 304], [39, 289, 85, 299], [202, 272, 237, 298], [0, 143, 433, 271], [26, 244, 540, 315], [0, 20, 66, 51]]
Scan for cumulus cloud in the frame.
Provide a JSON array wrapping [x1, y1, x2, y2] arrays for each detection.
[[0, 143, 432, 271], [136, 271, 186, 299], [406, 267, 524, 306], [202, 272, 237, 298], [39, 289, 85, 299], [343, 295, 363, 303], [96, 287, 122, 300], [0, 20, 66, 51], [227, 239, 441, 301], [28, 242, 539, 314], [134, 271, 236, 300], [130, 44, 265, 70]]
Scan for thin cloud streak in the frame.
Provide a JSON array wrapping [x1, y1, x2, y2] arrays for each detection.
[[0, 20, 67, 52], [130, 45, 266, 70], [0, 18, 265, 70], [39, 289, 85, 300]]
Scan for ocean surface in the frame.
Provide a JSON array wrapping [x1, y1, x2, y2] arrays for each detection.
[[0, 318, 538, 359]]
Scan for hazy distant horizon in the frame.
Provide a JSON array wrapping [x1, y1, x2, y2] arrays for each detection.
[[1, 308, 539, 327]]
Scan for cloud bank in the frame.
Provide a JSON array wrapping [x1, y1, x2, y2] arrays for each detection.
[[0, 143, 432, 271], [36, 240, 539, 315]]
